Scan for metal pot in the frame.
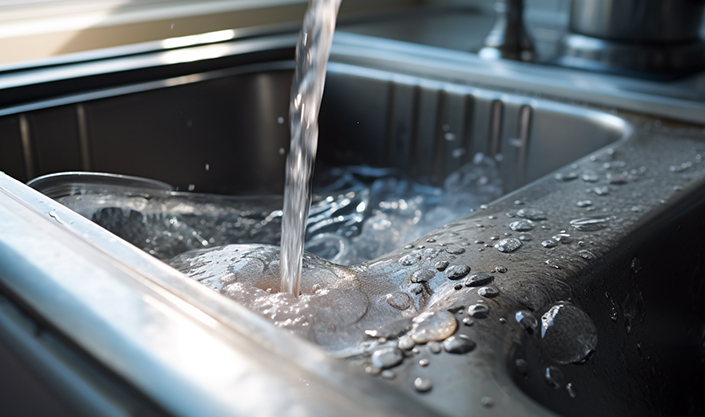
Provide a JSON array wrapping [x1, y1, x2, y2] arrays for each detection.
[[570, 0, 705, 43]]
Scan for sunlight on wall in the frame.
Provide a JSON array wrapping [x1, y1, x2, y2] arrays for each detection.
[[0, 0, 420, 66]]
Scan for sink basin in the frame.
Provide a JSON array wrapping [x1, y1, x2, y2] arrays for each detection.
[[0, 47, 626, 194], [0, 20, 703, 417]]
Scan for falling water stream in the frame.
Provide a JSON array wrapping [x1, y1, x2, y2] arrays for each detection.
[[280, 0, 342, 296]]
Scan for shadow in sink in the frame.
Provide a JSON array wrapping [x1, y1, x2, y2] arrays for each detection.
[[0, 59, 629, 193]]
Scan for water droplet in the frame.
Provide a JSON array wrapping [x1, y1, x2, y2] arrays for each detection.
[[412, 269, 435, 283], [398, 335, 415, 350], [593, 186, 609, 196], [277, 116, 285, 124], [499, 317, 507, 324], [670, 162, 692, 172], [514, 200, 524, 205], [630, 205, 643, 212], [570, 217, 609, 231], [545, 259, 561, 269], [445, 245, 465, 255], [515, 310, 538, 334], [413, 377, 433, 392], [542, 240, 557, 248], [381, 370, 396, 379], [478, 286, 499, 298], [544, 366, 564, 389], [462, 317, 474, 326], [578, 250, 596, 260], [516, 208, 547, 221], [606, 172, 628, 184], [445, 264, 471, 280], [540, 303, 598, 364], [609, 306, 618, 321], [509, 219, 535, 231], [188, 184, 196, 191], [452, 148, 466, 159], [409, 283, 423, 294], [444, 132, 457, 141], [400, 254, 421, 266], [581, 171, 599, 182], [365, 365, 381, 375], [419, 358, 429, 367], [365, 319, 413, 339], [631, 257, 642, 273], [48, 210, 63, 224], [410, 311, 458, 343], [468, 304, 490, 318], [371, 347, 404, 369], [481, 396, 494, 408], [434, 260, 449, 271], [464, 272, 494, 287], [442, 334, 476, 354], [555, 172, 578, 181], [428, 341, 442, 354], [386, 292, 412, 310], [495, 238, 522, 253], [566, 382, 577, 398], [495, 265, 507, 273], [205, 163, 210, 171], [515, 358, 529, 378], [576, 200, 592, 207], [404, 244, 415, 249], [552, 234, 572, 244]]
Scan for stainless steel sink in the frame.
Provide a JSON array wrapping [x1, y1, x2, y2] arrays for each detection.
[[0, 15, 703, 417], [0, 48, 627, 195]]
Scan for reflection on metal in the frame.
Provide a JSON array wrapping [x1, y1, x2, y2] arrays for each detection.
[[559, 33, 705, 76], [560, 0, 705, 75], [481, 0, 534, 62], [161, 29, 237, 49], [160, 44, 232, 64], [19, 114, 34, 180], [76, 104, 92, 172], [488, 99, 503, 157], [516, 104, 531, 181]]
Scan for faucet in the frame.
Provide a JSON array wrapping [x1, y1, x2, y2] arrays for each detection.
[[560, 0, 705, 76], [480, 0, 535, 61]]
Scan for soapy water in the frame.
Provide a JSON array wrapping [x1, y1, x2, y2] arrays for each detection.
[[170, 156, 501, 352], [56, 154, 502, 352]]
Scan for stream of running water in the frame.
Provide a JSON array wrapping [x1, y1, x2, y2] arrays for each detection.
[[280, 0, 342, 296]]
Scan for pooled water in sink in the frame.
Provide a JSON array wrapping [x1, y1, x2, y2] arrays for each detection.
[[57, 154, 502, 351], [58, 155, 501, 263], [171, 156, 501, 352], [306, 154, 502, 265]]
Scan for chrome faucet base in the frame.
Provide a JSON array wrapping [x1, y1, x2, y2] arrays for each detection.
[[481, 0, 534, 62]]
